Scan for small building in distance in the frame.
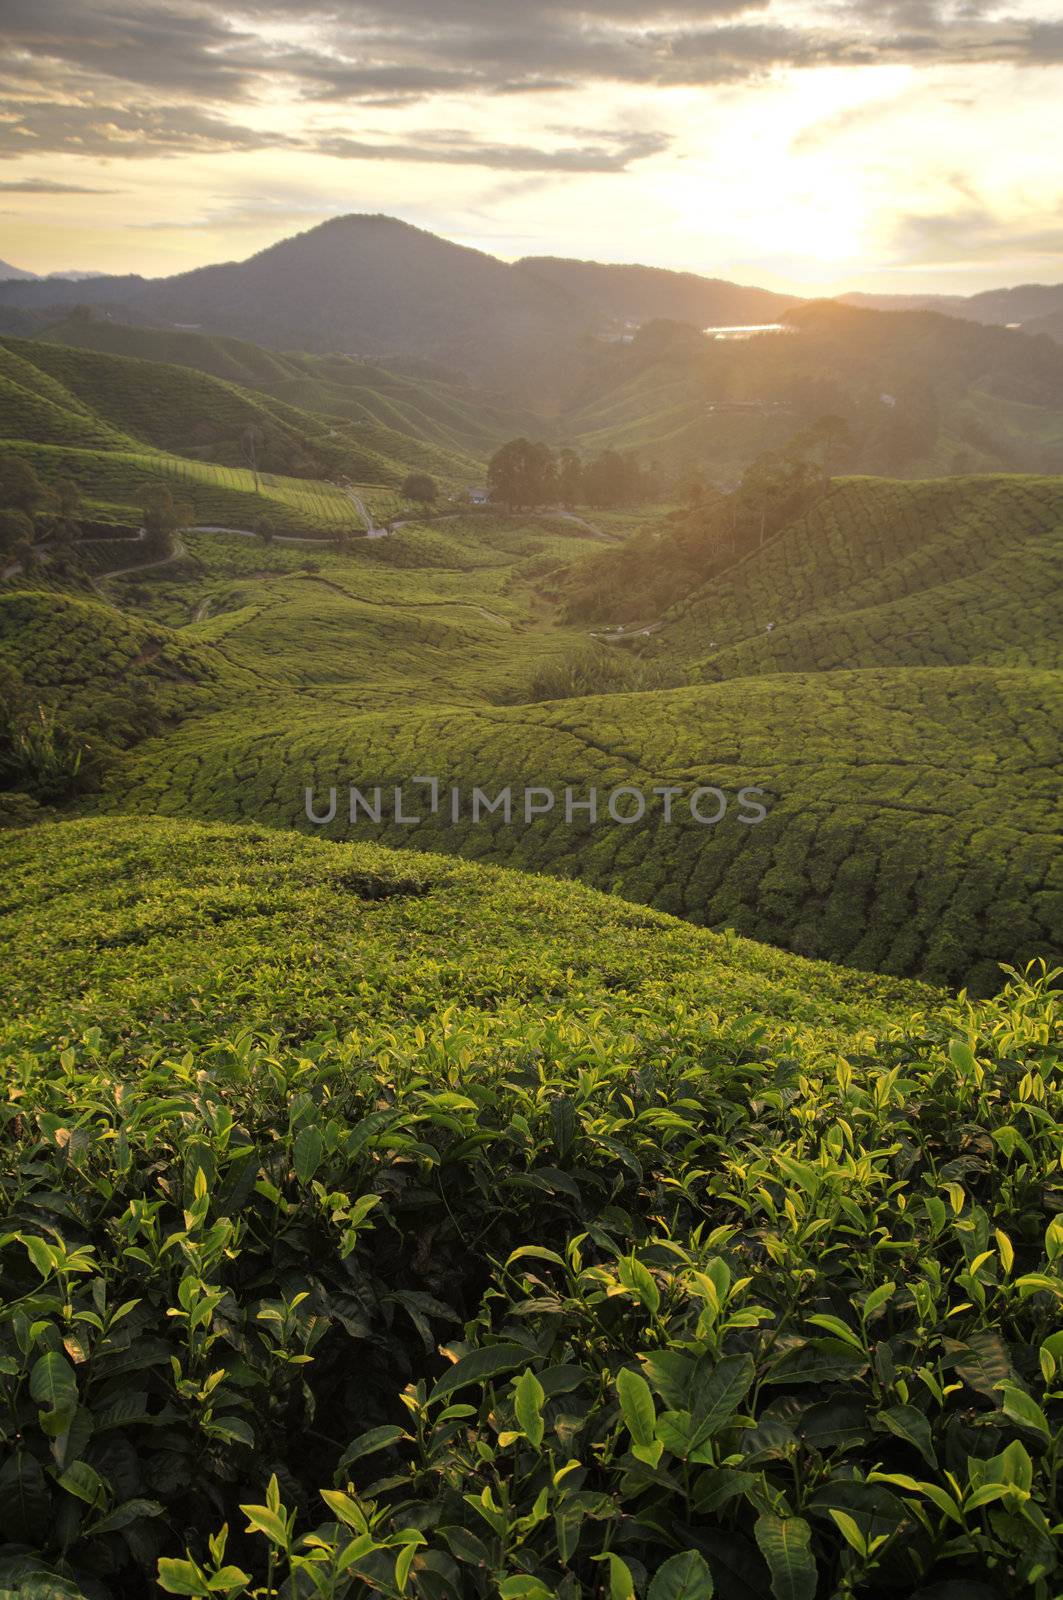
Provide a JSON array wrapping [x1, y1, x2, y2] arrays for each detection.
[[468, 487, 489, 505]]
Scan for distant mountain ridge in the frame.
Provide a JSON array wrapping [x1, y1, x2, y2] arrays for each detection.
[[1, 215, 1061, 405], [517, 255, 800, 328], [0, 259, 36, 281], [842, 281, 1063, 331]]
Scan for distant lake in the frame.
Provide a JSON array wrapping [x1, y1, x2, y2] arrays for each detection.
[[702, 323, 791, 340]]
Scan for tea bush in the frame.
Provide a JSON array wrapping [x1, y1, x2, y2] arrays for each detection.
[[0, 819, 1060, 1599]]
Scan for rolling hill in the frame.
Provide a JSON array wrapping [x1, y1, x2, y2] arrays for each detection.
[[843, 280, 1063, 336], [0, 333, 483, 488], [4, 470, 1057, 994], [560, 300, 1063, 478], [518, 255, 800, 328], [36, 315, 530, 465]]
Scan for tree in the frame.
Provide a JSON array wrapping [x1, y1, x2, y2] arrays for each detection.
[[557, 449, 583, 508], [241, 425, 262, 494], [55, 476, 82, 539], [401, 473, 437, 505], [0, 508, 34, 556], [140, 485, 192, 555], [0, 457, 46, 514], [486, 439, 557, 510]]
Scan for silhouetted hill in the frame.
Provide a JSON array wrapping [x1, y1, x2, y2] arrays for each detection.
[[518, 254, 800, 327], [0, 217, 589, 396], [1024, 305, 1063, 343], [842, 281, 1063, 335], [560, 297, 1063, 477]]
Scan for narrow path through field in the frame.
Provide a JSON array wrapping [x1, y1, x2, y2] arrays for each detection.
[[345, 491, 388, 538], [554, 510, 621, 543]]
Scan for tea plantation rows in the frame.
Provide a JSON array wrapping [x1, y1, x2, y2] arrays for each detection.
[[0, 439, 373, 536], [108, 664, 1061, 994], [658, 476, 1063, 677], [0, 818, 1060, 1599]]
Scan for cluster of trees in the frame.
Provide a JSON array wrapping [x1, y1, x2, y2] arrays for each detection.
[[0, 457, 196, 577], [486, 439, 657, 511], [560, 417, 847, 623], [140, 485, 192, 557], [401, 473, 438, 505], [0, 458, 83, 571]]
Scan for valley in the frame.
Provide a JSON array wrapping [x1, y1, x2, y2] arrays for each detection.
[[1, 216, 1061, 1600]]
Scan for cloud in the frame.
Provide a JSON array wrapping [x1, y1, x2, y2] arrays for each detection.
[[0, 103, 303, 159], [0, 176, 118, 192], [317, 129, 671, 171], [890, 203, 1063, 263], [0, 0, 1060, 167]]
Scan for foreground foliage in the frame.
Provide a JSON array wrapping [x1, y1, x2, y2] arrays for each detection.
[[0, 819, 1060, 1599]]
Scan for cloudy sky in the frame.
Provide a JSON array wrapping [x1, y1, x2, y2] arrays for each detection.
[[1, 0, 1061, 291]]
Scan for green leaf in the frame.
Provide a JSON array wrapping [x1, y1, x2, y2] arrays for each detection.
[[157, 1557, 210, 1596], [240, 1502, 289, 1546], [620, 1255, 660, 1315], [21, 1235, 57, 1279], [29, 1351, 76, 1410], [336, 1424, 407, 1473], [205, 1568, 251, 1593], [319, 1490, 368, 1534], [867, 1472, 963, 1525], [593, 1552, 636, 1600], [203, 1417, 255, 1447], [293, 1125, 323, 1184], [86, 1498, 164, 1537], [996, 1382, 1050, 1441], [513, 1369, 545, 1449], [56, 1460, 102, 1507], [617, 1365, 656, 1447], [648, 1549, 715, 1599], [429, 1343, 530, 1403], [806, 1314, 864, 1351], [763, 1338, 869, 1387], [754, 1514, 817, 1600], [499, 1579, 553, 1600], [877, 1404, 937, 1468], [954, 1329, 1016, 1399], [828, 1510, 868, 1557], [690, 1353, 755, 1441], [979, 1438, 1033, 1494]]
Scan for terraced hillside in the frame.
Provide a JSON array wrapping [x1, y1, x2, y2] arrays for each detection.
[[109, 665, 1060, 994], [39, 316, 530, 464], [3, 475, 1059, 993], [654, 474, 1063, 677], [0, 438, 380, 536], [0, 334, 479, 510], [1, 816, 1060, 1600]]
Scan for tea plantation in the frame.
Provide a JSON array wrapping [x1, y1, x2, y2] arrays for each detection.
[[0, 817, 1060, 1599], [3, 430, 1062, 1597], [658, 476, 1063, 679]]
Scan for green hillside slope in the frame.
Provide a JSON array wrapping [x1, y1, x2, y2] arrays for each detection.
[[656, 474, 1063, 676], [0, 335, 341, 470], [0, 438, 370, 535], [0, 333, 482, 513], [563, 303, 1063, 479], [39, 316, 524, 467], [108, 665, 1061, 993], [4, 477, 1059, 992]]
